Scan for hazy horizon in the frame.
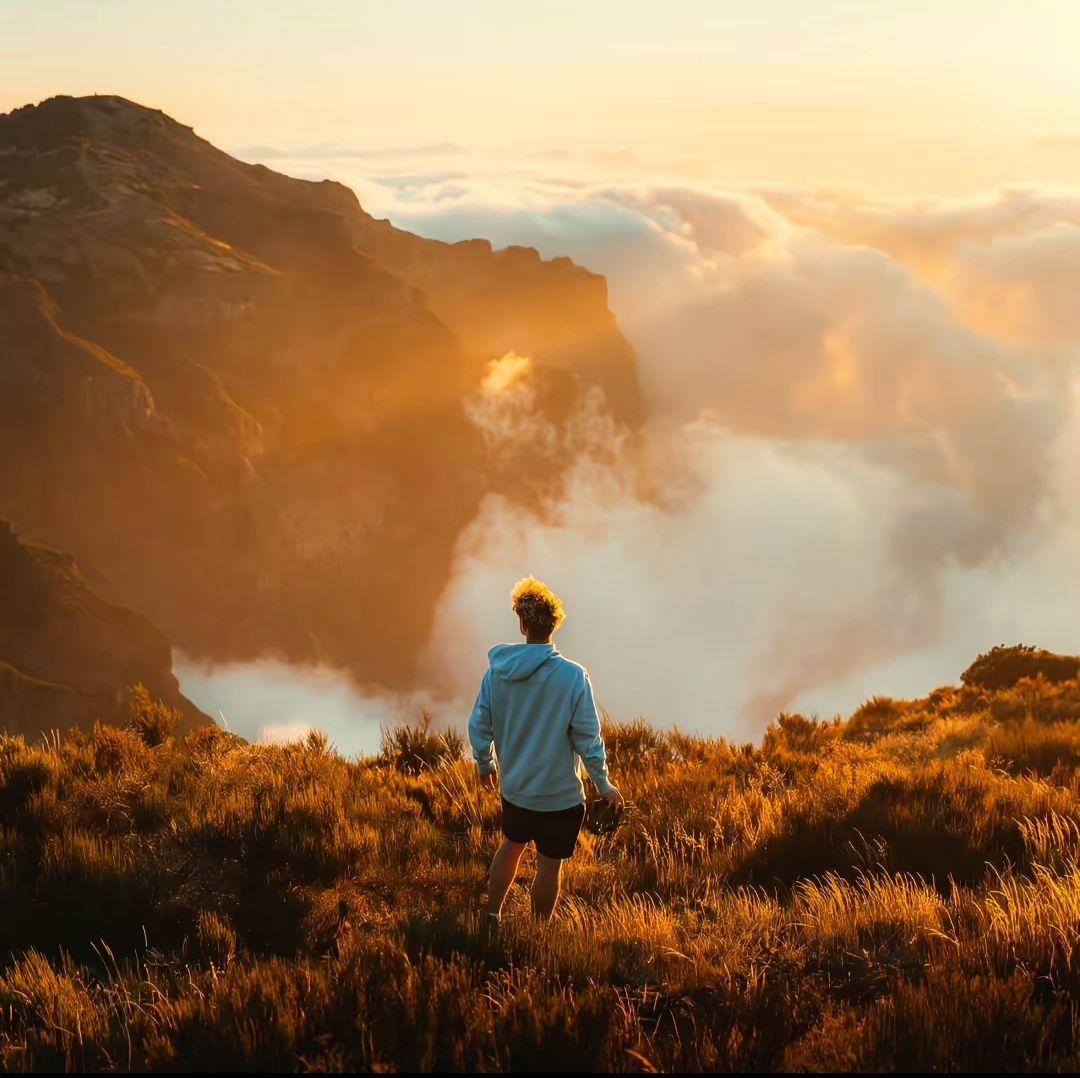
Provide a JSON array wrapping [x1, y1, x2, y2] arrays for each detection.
[[7, 1, 1080, 196]]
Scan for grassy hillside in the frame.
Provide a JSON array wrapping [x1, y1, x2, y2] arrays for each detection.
[[1, 646, 1078, 1071]]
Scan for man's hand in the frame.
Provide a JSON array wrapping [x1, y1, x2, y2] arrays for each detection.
[[479, 770, 498, 792], [603, 785, 625, 812]]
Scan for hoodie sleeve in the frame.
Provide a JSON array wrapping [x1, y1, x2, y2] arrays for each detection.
[[468, 669, 497, 775], [569, 670, 615, 796]]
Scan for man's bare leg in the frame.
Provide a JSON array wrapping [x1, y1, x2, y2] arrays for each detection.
[[486, 839, 528, 919], [531, 854, 563, 920]]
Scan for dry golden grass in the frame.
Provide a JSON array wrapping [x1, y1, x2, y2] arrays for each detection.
[[0, 645, 1077, 1071]]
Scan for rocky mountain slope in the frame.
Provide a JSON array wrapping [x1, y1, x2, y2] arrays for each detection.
[[0, 521, 208, 737], [0, 94, 642, 691]]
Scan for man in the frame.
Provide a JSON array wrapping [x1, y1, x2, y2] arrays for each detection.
[[468, 576, 624, 923]]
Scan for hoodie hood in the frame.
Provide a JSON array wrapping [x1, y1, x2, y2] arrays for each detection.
[[488, 642, 559, 682]]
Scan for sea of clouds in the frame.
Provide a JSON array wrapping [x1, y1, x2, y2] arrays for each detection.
[[180, 148, 1080, 753]]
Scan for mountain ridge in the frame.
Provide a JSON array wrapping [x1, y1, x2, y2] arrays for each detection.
[[0, 93, 642, 692]]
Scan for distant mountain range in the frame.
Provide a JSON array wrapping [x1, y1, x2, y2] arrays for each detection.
[[0, 94, 642, 704]]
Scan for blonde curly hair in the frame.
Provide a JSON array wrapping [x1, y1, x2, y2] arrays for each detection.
[[511, 576, 566, 635]]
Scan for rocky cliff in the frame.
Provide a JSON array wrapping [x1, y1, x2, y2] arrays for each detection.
[[0, 521, 209, 737], [0, 94, 642, 693]]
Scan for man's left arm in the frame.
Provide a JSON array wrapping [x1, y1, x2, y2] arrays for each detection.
[[569, 671, 622, 804]]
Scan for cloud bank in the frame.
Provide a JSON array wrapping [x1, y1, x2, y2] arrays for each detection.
[[187, 150, 1080, 741], [175, 655, 441, 756], [404, 173, 1080, 734]]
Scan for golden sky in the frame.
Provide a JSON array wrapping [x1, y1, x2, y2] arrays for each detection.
[[4, 0, 1080, 194], [5, 1, 1078, 738]]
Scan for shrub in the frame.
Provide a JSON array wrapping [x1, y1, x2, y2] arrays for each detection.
[[843, 696, 931, 741], [120, 684, 179, 746], [381, 712, 465, 775], [603, 717, 675, 771], [985, 718, 1080, 777], [764, 711, 835, 754], [962, 645, 1079, 691], [90, 721, 149, 774]]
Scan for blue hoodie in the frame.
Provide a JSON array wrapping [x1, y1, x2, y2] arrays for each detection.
[[468, 643, 615, 811]]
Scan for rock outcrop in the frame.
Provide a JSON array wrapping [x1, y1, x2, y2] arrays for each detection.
[[0, 521, 209, 737]]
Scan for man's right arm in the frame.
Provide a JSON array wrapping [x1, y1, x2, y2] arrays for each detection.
[[468, 669, 497, 779]]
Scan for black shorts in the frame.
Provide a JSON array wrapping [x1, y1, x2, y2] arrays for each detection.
[[501, 797, 586, 860]]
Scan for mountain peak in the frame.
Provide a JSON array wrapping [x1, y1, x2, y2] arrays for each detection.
[[0, 93, 195, 148]]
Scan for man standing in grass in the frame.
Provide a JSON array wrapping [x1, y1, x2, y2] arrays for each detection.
[[469, 576, 624, 922]]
